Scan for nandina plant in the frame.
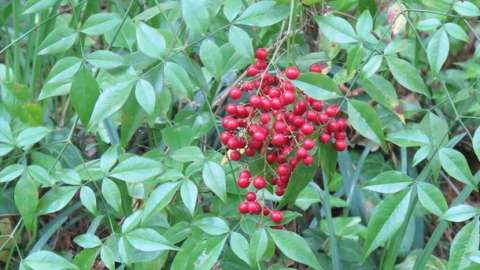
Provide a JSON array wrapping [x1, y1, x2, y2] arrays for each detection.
[[0, 1, 480, 270]]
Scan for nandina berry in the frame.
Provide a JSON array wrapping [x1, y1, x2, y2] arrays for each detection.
[[253, 131, 267, 141], [320, 133, 331, 144], [301, 123, 314, 135], [275, 186, 285, 196], [242, 81, 254, 91], [311, 100, 323, 111], [229, 87, 242, 100], [246, 66, 258, 76], [220, 131, 231, 145], [297, 147, 308, 158], [262, 207, 270, 216], [239, 170, 251, 179], [303, 139, 314, 150], [248, 201, 261, 214], [249, 95, 262, 108], [282, 89, 296, 104], [237, 177, 250, 188], [337, 118, 347, 130], [274, 121, 287, 133], [277, 164, 291, 176], [285, 66, 300, 80], [327, 121, 339, 133], [255, 59, 267, 70], [303, 155, 314, 166], [255, 48, 268, 60], [246, 192, 256, 201], [335, 140, 347, 151], [266, 152, 277, 163], [336, 131, 346, 140], [253, 176, 266, 189], [317, 113, 329, 124], [239, 202, 249, 214], [270, 210, 283, 223], [230, 150, 241, 160], [271, 133, 286, 146], [309, 63, 327, 73], [260, 113, 270, 124], [306, 111, 317, 122], [326, 105, 339, 117]]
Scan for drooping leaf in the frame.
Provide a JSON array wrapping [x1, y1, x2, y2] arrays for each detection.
[[348, 100, 386, 149], [180, 180, 197, 215], [448, 219, 479, 270], [101, 178, 123, 213], [445, 22, 469, 42], [442, 204, 477, 222], [80, 186, 97, 214], [316, 15, 357, 43], [110, 156, 163, 183], [143, 182, 180, 222], [181, 0, 210, 34], [199, 39, 224, 80], [14, 174, 38, 231], [473, 127, 480, 161], [202, 161, 226, 201], [387, 129, 430, 147], [230, 232, 251, 266], [386, 56, 429, 96], [453, 1, 480, 17], [363, 190, 412, 259], [360, 74, 400, 112], [37, 186, 79, 215], [126, 228, 178, 252], [292, 73, 341, 100], [417, 182, 448, 216], [71, 67, 100, 126], [363, 171, 413, 194], [427, 28, 449, 73], [136, 22, 166, 59], [268, 228, 323, 270], [24, 250, 78, 270], [439, 148, 476, 187], [228, 26, 253, 59], [236, 1, 289, 27], [164, 62, 195, 98], [39, 57, 82, 99], [135, 79, 156, 115], [38, 26, 77, 55], [82, 13, 122, 35], [85, 50, 124, 69], [194, 217, 230, 235]]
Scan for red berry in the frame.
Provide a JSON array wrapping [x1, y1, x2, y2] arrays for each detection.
[[246, 192, 256, 201], [229, 87, 242, 100], [337, 119, 347, 130], [301, 123, 314, 135], [303, 155, 314, 166], [239, 170, 251, 179], [335, 140, 347, 151], [248, 201, 261, 214], [320, 133, 331, 144], [317, 113, 329, 124], [327, 121, 339, 133], [230, 150, 241, 160], [255, 59, 267, 70], [246, 66, 258, 77], [220, 131, 231, 145], [271, 133, 286, 146], [326, 105, 339, 117], [242, 81, 254, 91], [270, 210, 283, 223], [297, 147, 308, 158], [239, 202, 249, 214], [275, 186, 285, 196], [253, 176, 266, 189], [282, 90, 296, 104], [285, 66, 300, 80], [262, 207, 271, 216], [335, 131, 346, 140], [249, 95, 262, 107], [266, 152, 277, 163], [255, 48, 268, 60], [253, 131, 267, 141], [237, 177, 250, 188], [225, 104, 237, 115], [303, 139, 314, 150], [309, 63, 327, 73]]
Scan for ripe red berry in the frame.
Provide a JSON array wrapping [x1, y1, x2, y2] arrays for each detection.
[[248, 201, 261, 214], [255, 59, 267, 70], [320, 133, 331, 144], [317, 113, 329, 124], [275, 186, 285, 196], [262, 207, 271, 216], [230, 150, 241, 160], [229, 87, 242, 100], [285, 66, 300, 80], [301, 123, 314, 135], [239, 202, 249, 214], [335, 131, 346, 140], [297, 147, 308, 158], [326, 105, 339, 117], [260, 113, 270, 124], [237, 177, 250, 188], [271, 133, 286, 146], [253, 176, 266, 189], [270, 210, 283, 223], [303, 139, 314, 150], [255, 48, 268, 60], [309, 63, 327, 73], [246, 66, 258, 77], [246, 192, 256, 201], [303, 155, 314, 166], [335, 140, 347, 151]]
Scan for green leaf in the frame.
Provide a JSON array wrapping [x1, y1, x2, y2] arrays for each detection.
[[101, 178, 122, 213], [439, 148, 476, 187], [0, 119, 14, 144], [387, 129, 430, 147], [268, 228, 322, 270], [362, 55, 383, 78], [386, 56, 429, 96], [126, 228, 178, 252], [236, 1, 289, 27], [74, 234, 102, 248], [473, 127, 480, 161], [135, 79, 156, 115], [249, 228, 269, 264], [162, 125, 195, 149], [136, 22, 166, 59], [292, 73, 341, 100], [16, 127, 49, 148], [230, 232, 251, 266], [427, 28, 449, 73], [228, 25, 253, 59], [417, 18, 441, 31], [181, 0, 210, 34], [100, 145, 118, 172], [363, 190, 412, 259], [202, 161, 227, 201], [445, 23, 469, 42], [24, 250, 78, 270], [164, 62, 195, 98], [448, 219, 479, 270], [23, 0, 58, 14], [453, 1, 480, 17], [39, 57, 82, 99], [347, 100, 385, 148], [110, 156, 162, 183], [194, 217, 230, 235], [86, 50, 124, 69], [82, 13, 122, 35], [89, 79, 134, 128], [417, 182, 447, 216], [27, 165, 52, 186], [442, 204, 477, 222], [171, 146, 204, 162], [359, 74, 400, 112], [294, 184, 321, 210], [356, 10, 373, 41], [38, 26, 77, 55], [143, 182, 180, 222], [180, 180, 197, 215], [100, 246, 115, 270], [316, 15, 357, 43], [38, 186, 79, 215], [80, 186, 97, 214], [363, 171, 413, 194], [71, 67, 100, 126], [14, 174, 38, 231], [0, 164, 25, 183], [199, 39, 224, 80], [224, 0, 244, 21]]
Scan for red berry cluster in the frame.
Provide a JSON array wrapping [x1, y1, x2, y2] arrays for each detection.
[[221, 48, 349, 224]]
